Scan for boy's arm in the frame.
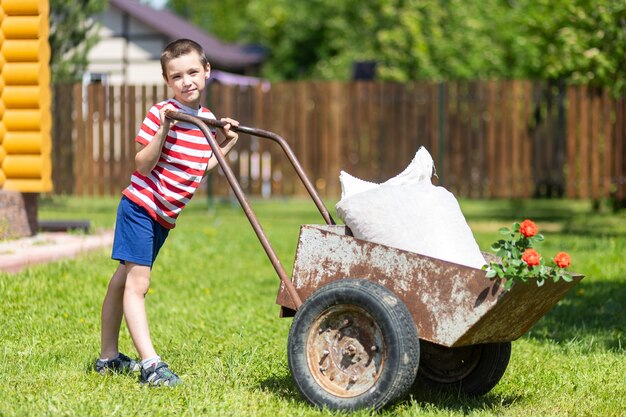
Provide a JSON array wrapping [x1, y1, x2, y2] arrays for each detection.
[[135, 104, 176, 175], [206, 117, 239, 172]]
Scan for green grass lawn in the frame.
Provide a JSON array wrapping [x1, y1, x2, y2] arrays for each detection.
[[1, 195, 624, 416]]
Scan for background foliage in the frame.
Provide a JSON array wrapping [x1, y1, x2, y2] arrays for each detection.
[[167, 0, 626, 93], [49, 0, 107, 82]]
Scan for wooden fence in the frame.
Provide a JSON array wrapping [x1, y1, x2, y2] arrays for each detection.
[[51, 80, 626, 200]]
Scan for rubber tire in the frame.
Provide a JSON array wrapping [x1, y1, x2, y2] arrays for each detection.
[[287, 278, 420, 411], [415, 340, 511, 396]]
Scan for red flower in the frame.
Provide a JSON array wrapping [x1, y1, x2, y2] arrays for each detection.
[[554, 252, 571, 268], [519, 219, 539, 237], [522, 248, 541, 267]]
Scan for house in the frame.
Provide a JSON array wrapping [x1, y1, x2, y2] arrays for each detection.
[[86, 0, 266, 85]]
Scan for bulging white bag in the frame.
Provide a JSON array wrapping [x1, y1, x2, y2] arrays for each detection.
[[339, 171, 378, 200], [336, 147, 486, 269]]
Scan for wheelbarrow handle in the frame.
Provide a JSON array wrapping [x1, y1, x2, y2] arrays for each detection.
[[165, 110, 335, 226], [165, 109, 342, 310]]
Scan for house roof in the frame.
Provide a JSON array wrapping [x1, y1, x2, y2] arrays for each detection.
[[109, 0, 265, 70]]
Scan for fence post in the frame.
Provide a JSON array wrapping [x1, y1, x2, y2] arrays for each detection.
[[437, 82, 446, 184]]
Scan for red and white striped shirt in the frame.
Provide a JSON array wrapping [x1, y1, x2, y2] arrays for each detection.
[[122, 99, 217, 229]]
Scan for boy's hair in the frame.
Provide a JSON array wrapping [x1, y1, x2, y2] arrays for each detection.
[[161, 38, 209, 79]]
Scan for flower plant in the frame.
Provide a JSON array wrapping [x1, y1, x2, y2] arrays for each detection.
[[483, 219, 573, 290]]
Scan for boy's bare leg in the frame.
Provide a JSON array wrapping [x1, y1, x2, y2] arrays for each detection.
[[123, 262, 158, 361], [100, 263, 127, 359]]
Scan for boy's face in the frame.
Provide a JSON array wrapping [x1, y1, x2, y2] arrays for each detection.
[[163, 51, 210, 108]]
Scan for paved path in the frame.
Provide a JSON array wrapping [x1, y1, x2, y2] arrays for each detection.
[[0, 230, 114, 273]]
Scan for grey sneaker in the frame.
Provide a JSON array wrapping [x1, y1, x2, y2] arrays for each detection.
[[95, 352, 140, 374], [140, 362, 182, 387]]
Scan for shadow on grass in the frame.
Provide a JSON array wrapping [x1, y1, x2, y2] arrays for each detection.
[[525, 280, 625, 350], [406, 387, 523, 414], [258, 374, 522, 414], [258, 374, 302, 403]]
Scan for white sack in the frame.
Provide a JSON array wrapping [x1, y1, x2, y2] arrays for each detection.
[[381, 145, 435, 187], [339, 171, 378, 200], [336, 147, 486, 269]]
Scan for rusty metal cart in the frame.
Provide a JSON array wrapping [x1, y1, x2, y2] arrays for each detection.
[[167, 111, 584, 411]]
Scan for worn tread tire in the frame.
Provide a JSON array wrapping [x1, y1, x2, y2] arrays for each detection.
[[288, 279, 420, 411], [415, 340, 511, 396]]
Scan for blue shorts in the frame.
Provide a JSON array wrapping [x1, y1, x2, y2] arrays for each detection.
[[111, 196, 170, 267]]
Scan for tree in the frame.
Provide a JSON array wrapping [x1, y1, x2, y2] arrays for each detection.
[[166, 0, 252, 43], [49, 0, 107, 83], [513, 0, 626, 94], [165, 0, 517, 81], [165, 0, 626, 91]]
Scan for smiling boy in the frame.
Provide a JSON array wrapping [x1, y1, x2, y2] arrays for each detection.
[[95, 39, 239, 386]]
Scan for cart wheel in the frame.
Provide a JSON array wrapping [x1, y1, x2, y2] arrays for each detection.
[[415, 340, 511, 396], [287, 279, 420, 411]]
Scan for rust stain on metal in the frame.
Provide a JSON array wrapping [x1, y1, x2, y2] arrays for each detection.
[[306, 305, 384, 396], [277, 225, 583, 347]]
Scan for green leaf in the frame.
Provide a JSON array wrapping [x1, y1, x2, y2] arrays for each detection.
[[535, 234, 545, 242], [504, 278, 514, 290], [499, 227, 511, 235], [486, 269, 497, 278], [49, 0, 108, 82]]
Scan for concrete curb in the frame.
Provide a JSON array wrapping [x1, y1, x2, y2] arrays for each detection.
[[0, 230, 114, 273]]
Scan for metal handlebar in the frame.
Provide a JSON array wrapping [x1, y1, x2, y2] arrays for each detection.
[[164, 110, 336, 310], [179, 113, 335, 226]]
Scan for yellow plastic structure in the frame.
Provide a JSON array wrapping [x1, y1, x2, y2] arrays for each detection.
[[0, 0, 52, 192]]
